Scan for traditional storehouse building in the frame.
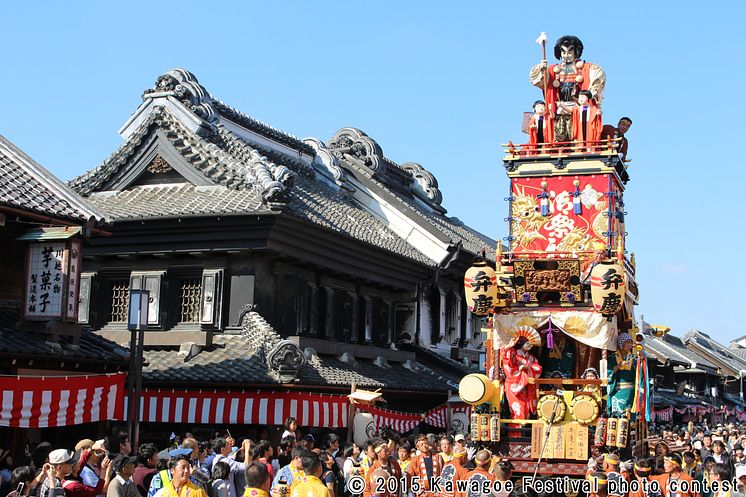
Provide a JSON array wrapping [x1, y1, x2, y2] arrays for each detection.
[[0, 135, 129, 449], [685, 330, 746, 409], [645, 332, 719, 420], [67, 69, 493, 424]]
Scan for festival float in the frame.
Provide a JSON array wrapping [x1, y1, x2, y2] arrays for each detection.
[[460, 34, 648, 476]]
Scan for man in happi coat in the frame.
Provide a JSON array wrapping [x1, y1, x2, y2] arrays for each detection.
[[406, 436, 441, 497]]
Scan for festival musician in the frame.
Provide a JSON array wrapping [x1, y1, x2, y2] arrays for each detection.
[[608, 333, 637, 417], [406, 436, 441, 497], [530, 35, 606, 143], [439, 448, 469, 497], [462, 451, 496, 497], [364, 443, 401, 497], [654, 454, 699, 497]]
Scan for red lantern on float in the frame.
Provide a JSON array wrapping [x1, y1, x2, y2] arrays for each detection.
[[464, 261, 498, 316], [589, 261, 626, 315]]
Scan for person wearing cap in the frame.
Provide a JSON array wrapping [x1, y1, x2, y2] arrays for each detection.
[[80, 440, 108, 497], [76, 441, 95, 453], [439, 447, 468, 497], [160, 455, 206, 497], [107, 455, 139, 497], [463, 450, 495, 497], [290, 452, 329, 497], [47, 448, 113, 497], [656, 454, 697, 497]]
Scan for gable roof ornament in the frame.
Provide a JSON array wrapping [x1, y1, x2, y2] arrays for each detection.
[[328, 128, 384, 174], [143, 69, 217, 124], [401, 162, 444, 209]]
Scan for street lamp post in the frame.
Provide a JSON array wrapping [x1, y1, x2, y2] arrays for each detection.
[[127, 289, 149, 452]]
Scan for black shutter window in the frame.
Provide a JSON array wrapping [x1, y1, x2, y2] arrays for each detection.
[[77, 273, 94, 324], [200, 269, 223, 326]]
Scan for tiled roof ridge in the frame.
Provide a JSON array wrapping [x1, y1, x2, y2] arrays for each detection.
[[0, 135, 106, 223], [68, 109, 163, 195], [343, 158, 496, 258], [210, 99, 315, 156], [240, 309, 284, 358], [210, 124, 296, 201], [69, 107, 293, 202]]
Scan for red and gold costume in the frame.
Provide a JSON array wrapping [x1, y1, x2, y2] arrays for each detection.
[[653, 471, 699, 497], [501, 346, 542, 418]]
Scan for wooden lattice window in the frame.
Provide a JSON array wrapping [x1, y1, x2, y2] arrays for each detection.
[[110, 281, 130, 322], [179, 279, 202, 323]]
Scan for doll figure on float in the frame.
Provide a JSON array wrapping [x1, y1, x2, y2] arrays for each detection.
[[500, 326, 543, 419], [530, 35, 606, 142], [571, 90, 602, 150], [527, 99, 554, 154]]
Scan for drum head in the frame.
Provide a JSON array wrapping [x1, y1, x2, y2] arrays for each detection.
[[571, 394, 599, 425], [537, 394, 566, 423]]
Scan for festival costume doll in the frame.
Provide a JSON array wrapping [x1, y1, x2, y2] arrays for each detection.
[[500, 326, 543, 419], [607, 332, 637, 416], [530, 35, 606, 142], [527, 100, 554, 152], [580, 367, 601, 397], [571, 91, 602, 148]]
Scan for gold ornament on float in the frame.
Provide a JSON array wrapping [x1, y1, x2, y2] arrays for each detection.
[[464, 260, 498, 316], [589, 261, 626, 315]]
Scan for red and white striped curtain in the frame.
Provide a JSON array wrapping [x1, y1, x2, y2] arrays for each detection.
[[357, 404, 422, 433], [424, 405, 471, 428], [127, 390, 350, 428], [654, 406, 674, 422], [0, 373, 126, 428]]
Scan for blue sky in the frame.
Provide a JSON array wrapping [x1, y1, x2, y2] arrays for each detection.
[[2, 2, 744, 342]]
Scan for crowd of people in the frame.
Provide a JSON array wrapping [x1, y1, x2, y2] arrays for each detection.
[[5, 418, 746, 497]]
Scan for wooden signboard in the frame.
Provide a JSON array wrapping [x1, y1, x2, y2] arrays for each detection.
[[531, 423, 544, 458], [531, 422, 567, 459], [548, 424, 565, 459], [564, 422, 589, 460]]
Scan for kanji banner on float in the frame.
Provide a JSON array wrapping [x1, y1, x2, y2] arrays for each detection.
[[510, 174, 624, 254], [357, 404, 422, 433], [0, 373, 125, 428], [128, 390, 350, 428]]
